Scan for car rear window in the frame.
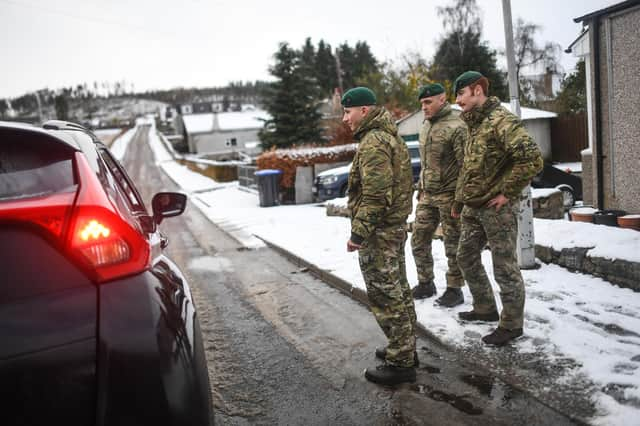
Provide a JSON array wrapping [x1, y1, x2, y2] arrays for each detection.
[[409, 147, 420, 159], [0, 130, 77, 201]]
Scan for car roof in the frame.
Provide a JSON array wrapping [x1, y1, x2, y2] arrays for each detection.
[[406, 141, 419, 148], [0, 120, 100, 153]]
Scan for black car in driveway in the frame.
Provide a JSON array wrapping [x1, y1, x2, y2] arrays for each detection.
[[0, 121, 213, 425], [532, 163, 583, 209], [313, 141, 421, 201]]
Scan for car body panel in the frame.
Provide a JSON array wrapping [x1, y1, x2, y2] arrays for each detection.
[[96, 257, 211, 426], [313, 142, 421, 201], [532, 163, 583, 201], [0, 227, 97, 425]]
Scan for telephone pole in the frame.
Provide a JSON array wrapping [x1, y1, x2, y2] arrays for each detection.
[[502, 0, 537, 269]]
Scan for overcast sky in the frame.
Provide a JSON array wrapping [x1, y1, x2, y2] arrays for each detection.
[[0, 0, 619, 99]]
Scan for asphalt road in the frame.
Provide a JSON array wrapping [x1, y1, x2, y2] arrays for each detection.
[[120, 126, 581, 425]]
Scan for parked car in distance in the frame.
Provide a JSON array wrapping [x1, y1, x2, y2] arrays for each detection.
[[313, 141, 421, 201], [531, 162, 583, 209], [0, 120, 213, 425]]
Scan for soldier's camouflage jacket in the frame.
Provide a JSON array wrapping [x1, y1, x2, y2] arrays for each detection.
[[418, 103, 467, 196], [347, 106, 413, 244], [455, 96, 543, 208]]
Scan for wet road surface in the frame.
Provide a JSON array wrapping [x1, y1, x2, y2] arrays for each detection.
[[121, 126, 582, 425]]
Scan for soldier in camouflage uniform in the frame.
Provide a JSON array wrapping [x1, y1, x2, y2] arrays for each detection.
[[411, 83, 468, 307], [342, 87, 417, 385], [453, 71, 543, 346]]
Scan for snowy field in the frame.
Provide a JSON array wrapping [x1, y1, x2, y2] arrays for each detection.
[[113, 123, 640, 425]]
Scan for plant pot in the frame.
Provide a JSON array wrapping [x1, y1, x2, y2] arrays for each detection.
[[569, 206, 597, 223], [618, 214, 640, 231], [593, 209, 627, 226]]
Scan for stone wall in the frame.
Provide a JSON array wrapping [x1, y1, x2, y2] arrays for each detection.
[[535, 245, 640, 291]]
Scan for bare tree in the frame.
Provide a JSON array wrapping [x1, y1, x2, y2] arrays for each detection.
[[513, 18, 562, 86], [437, 0, 482, 57]]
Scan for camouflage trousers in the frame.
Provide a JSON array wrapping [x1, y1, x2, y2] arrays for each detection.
[[411, 192, 464, 288], [358, 225, 417, 367], [457, 202, 525, 330]]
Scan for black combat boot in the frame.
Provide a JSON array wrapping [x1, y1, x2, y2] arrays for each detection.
[[458, 310, 500, 322], [434, 287, 464, 307], [365, 364, 416, 385], [375, 347, 420, 367], [412, 281, 437, 299], [482, 327, 523, 346]]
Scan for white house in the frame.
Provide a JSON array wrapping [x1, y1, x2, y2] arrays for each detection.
[[396, 103, 557, 161], [175, 105, 270, 154]]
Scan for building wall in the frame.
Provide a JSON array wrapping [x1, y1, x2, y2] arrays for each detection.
[[193, 129, 260, 154], [595, 5, 640, 212], [397, 112, 424, 139], [524, 119, 552, 161]]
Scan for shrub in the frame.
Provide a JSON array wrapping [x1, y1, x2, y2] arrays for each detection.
[[256, 143, 357, 188]]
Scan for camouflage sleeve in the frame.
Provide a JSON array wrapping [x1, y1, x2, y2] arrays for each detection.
[[350, 134, 393, 243], [452, 125, 467, 212], [496, 115, 544, 200]]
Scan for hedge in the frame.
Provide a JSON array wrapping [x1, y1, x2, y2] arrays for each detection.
[[256, 144, 358, 188]]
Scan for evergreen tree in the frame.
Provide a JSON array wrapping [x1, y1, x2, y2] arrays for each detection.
[[430, 0, 508, 100], [337, 43, 356, 90], [315, 39, 337, 96], [54, 95, 69, 120], [554, 60, 586, 114], [353, 42, 378, 83], [259, 42, 323, 149]]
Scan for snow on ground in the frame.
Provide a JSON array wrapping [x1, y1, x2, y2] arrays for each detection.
[[93, 128, 122, 138], [553, 162, 583, 173], [109, 127, 137, 160], [138, 124, 640, 425], [531, 187, 561, 198], [535, 218, 640, 263], [188, 185, 640, 424], [146, 122, 173, 164]]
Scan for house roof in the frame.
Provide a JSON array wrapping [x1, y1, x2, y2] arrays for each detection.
[[181, 108, 271, 134], [565, 28, 589, 54], [574, 0, 640, 23], [217, 109, 270, 131], [182, 113, 215, 134]]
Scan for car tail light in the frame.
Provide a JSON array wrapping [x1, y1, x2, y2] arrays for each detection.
[[0, 192, 75, 239], [66, 153, 150, 282]]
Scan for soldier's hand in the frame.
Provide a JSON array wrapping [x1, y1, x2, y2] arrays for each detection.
[[451, 206, 460, 219], [347, 239, 362, 252], [486, 194, 509, 211]]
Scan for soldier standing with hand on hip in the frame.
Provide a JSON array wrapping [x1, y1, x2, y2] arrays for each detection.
[[411, 83, 468, 307], [342, 87, 418, 385], [452, 71, 543, 346]]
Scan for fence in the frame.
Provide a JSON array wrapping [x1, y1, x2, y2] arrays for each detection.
[[238, 165, 258, 190], [550, 112, 589, 162]]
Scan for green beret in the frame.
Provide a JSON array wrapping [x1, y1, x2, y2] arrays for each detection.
[[418, 83, 445, 100], [454, 71, 483, 94], [341, 87, 377, 107]]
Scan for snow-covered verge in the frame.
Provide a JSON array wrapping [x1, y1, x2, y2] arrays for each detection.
[[109, 127, 137, 160], [139, 123, 640, 425], [190, 184, 640, 425], [535, 218, 640, 263], [93, 128, 123, 146]]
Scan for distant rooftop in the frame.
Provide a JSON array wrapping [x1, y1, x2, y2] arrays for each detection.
[[181, 107, 270, 134]]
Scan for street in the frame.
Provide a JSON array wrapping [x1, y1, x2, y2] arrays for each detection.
[[121, 126, 579, 425]]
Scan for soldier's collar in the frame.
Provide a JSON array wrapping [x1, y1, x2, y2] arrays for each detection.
[[461, 97, 500, 125], [427, 103, 451, 124]]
